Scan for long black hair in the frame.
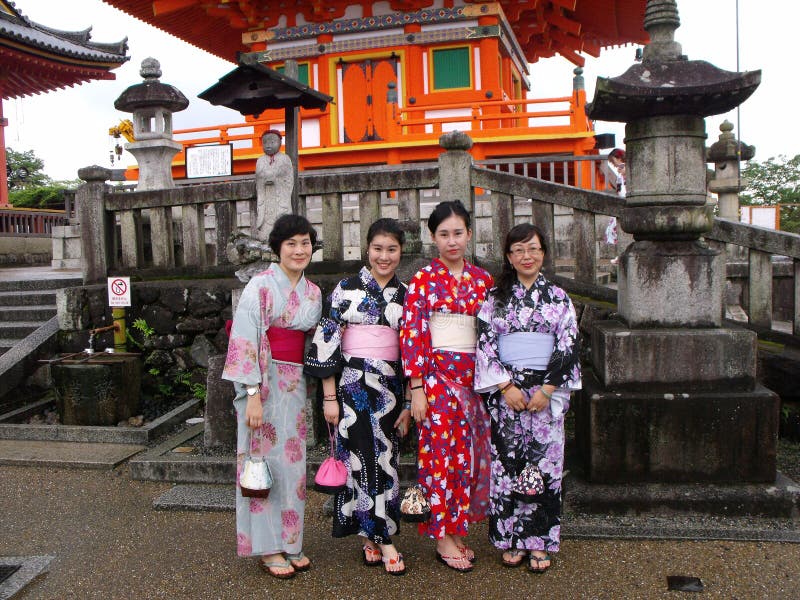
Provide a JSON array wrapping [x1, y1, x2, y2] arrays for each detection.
[[427, 199, 471, 235], [493, 223, 548, 304]]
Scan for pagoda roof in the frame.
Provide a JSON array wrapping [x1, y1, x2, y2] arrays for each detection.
[[0, 0, 129, 99], [101, 1, 648, 66]]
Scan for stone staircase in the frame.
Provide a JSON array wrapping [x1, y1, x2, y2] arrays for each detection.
[[0, 276, 81, 356]]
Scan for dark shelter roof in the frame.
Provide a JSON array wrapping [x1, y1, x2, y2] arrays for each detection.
[[198, 55, 332, 116]]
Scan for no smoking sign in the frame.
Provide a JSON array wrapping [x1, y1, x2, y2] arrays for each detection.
[[108, 277, 131, 307]]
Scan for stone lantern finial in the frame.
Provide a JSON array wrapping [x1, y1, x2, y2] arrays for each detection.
[[140, 57, 162, 80], [573, 67, 584, 91], [642, 0, 682, 62]]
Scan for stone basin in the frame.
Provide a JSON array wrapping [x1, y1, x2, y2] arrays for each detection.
[[51, 352, 141, 426]]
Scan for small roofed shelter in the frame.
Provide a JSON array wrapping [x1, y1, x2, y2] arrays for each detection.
[[198, 54, 332, 213], [0, 1, 129, 205]]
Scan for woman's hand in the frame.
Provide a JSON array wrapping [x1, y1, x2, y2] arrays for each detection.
[[245, 394, 263, 429], [323, 400, 340, 426], [410, 387, 428, 422], [394, 407, 412, 437], [502, 385, 527, 412], [526, 387, 553, 413]]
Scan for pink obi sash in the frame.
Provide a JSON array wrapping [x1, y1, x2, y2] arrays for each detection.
[[266, 327, 306, 364], [341, 324, 400, 361]]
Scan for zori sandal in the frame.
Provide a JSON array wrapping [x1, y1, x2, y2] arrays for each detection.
[[285, 551, 311, 572], [259, 557, 296, 579], [436, 552, 473, 573], [527, 553, 551, 574], [456, 544, 477, 563], [362, 545, 382, 567], [501, 549, 527, 568], [382, 552, 407, 576]]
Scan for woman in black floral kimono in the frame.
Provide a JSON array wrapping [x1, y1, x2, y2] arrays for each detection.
[[475, 223, 581, 574], [305, 218, 410, 576]]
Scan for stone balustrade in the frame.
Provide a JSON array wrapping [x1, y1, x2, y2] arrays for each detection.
[[75, 143, 800, 341]]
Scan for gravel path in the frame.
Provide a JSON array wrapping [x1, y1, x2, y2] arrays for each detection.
[[2, 465, 799, 599]]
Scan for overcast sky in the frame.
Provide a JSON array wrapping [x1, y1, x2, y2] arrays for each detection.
[[5, 0, 796, 181]]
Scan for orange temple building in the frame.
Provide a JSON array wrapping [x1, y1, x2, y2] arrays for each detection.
[[103, 1, 648, 177]]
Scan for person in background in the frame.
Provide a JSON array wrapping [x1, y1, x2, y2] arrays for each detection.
[[604, 148, 626, 264], [400, 199, 494, 573], [222, 214, 322, 580], [305, 218, 410, 576], [475, 223, 581, 574]]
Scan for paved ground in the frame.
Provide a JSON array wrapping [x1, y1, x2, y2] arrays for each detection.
[[2, 465, 799, 599]]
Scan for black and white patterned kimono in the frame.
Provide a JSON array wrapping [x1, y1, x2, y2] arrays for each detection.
[[305, 267, 407, 544]]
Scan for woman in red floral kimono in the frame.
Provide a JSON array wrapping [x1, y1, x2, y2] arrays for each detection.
[[400, 200, 493, 572]]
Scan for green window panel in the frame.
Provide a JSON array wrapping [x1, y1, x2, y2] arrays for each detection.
[[432, 47, 470, 90]]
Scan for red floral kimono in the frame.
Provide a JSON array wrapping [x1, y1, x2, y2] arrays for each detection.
[[400, 258, 493, 539]]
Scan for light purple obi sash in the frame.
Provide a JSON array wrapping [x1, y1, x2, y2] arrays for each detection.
[[498, 332, 554, 369], [341, 324, 400, 361]]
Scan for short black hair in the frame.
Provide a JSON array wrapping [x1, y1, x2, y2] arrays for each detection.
[[427, 199, 471, 235], [268, 213, 318, 254], [367, 217, 405, 246], [494, 223, 547, 303]]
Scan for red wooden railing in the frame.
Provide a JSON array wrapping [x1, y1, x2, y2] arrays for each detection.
[[0, 208, 67, 237]]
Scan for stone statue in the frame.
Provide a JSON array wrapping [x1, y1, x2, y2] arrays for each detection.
[[255, 130, 293, 240]]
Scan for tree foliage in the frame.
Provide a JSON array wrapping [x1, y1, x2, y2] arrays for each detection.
[[6, 147, 78, 209], [740, 154, 800, 234], [6, 147, 50, 189]]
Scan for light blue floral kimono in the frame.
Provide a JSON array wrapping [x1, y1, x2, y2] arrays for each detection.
[[222, 263, 321, 557]]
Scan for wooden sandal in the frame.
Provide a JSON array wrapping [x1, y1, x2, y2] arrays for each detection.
[[457, 544, 477, 563], [501, 549, 527, 568], [362, 545, 382, 566], [436, 551, 473, 573], [527, 553, 551, 574], [382, 552, 407, 576], [285, 551, 311, 572], [259, 557, 296, 579]]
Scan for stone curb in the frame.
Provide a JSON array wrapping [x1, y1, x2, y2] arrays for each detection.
[[0, 398, 201, 444]]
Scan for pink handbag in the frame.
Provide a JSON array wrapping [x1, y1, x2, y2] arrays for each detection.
[[314, 424, 347, 494]]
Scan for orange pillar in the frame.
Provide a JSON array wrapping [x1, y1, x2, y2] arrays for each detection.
[[0, 96, 9, 207]]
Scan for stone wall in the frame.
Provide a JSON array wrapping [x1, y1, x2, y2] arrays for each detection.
[[0, 236, 52, 265], [57, 279, 240, 417]]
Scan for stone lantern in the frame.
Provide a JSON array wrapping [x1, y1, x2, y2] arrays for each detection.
[[707, 120, 755, 221], [577, 0, 781, 494], [114, 58, 188, 190]]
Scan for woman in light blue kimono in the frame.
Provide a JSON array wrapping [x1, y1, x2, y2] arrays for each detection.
[[475, 223, 580, 575], [222, 214, 322, 579]]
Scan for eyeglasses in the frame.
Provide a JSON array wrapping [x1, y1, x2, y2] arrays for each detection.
[[509, 246, 544, 258]]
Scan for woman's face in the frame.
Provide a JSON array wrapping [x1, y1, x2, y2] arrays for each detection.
[[368, 233, 402, 281], [279, 233, 313, 275], [507, 233, 545, 281], [433, 213, 471, 264]]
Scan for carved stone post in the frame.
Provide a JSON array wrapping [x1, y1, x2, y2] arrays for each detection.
[[77, 166, 112, 284], [438, 131, 475, 260]]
